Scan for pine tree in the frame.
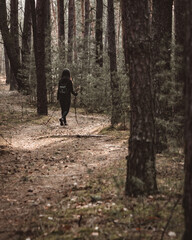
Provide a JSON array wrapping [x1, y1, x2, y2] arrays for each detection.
[[68, 0, 75, 63], [30, 0, 48, 115], [108, 0, 121, 125], [10, 0, 19, 90], [21, 0, 32, 93], [121, 0, 157, 196], [57, 0, 65, 62], [0, 0, 25, 91], [95, 0, 103, 67]]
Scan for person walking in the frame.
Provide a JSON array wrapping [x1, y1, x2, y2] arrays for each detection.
[[57, 69, 78, 126]]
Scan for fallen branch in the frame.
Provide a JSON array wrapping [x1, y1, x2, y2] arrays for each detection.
[[37, 134, 107, 139]]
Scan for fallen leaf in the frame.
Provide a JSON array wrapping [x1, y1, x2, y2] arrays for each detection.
[[168, 231, 176, 237], [91, 232, 99, 236]]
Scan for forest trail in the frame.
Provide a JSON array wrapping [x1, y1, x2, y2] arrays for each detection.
[[0, 75, 127, 240]]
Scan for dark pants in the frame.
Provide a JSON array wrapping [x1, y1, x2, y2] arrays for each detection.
[[59, 99, 70, 124]]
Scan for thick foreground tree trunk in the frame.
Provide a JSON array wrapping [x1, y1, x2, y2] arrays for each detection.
[[121, 0, 157, 196], [183, 1, 192, 239]]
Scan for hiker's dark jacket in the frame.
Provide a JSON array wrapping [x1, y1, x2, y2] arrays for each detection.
[[57, 77, 77, 103]]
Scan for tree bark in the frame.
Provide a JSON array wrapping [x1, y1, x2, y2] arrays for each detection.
[[183, 1, 192, 239], [30, 0, 48, 115], [45, 0, 53, 102], [57, 0, 65, 61], [120, 0, 129, 70], [81, 0, 85, 37], [121, 0, 157, 196], [108, 0, 121, 126], [67, 0, 75, 63], [73, 1, 77, 62], [10, 0, 20, 90], [0, 0, 25, 91], [84, 0, 90, 71], [4, 48, 10, 84], [95, 0, 103, 67], [21, 0, 32, 94]]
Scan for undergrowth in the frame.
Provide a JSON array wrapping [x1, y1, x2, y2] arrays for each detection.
[[27, 130, 184, 240]]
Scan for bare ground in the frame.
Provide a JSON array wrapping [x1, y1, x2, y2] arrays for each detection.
[[0, 75, 185, 240], [0, 75, 127, 240]]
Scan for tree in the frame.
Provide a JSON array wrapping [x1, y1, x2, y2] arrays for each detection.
[[120, 0, 129, 70], [84, 0, 90, 68], [30, 0, 48, 115], [45, 0, 53, 102], [108, 0, 121, 125], [81, 0, 85, 37], [57, 0, 65, 62], [4, 48, 10, 84], [183, 1, 192, 238], [95, 0, 103, 67], [68, 0, 75, 63], [152, 0, 173, 153], [0, 0, 25, 91], [73, 0, 77, 62], [10, 0, 20, 90], [121, 0, 157, 196], [175, 0, 185, 71], [21, 0, 32, 93]]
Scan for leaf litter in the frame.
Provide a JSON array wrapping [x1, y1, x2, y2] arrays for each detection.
[[0, 75, 184, 240]]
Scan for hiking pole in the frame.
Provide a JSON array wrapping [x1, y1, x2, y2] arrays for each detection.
[[74, 95, 79, 124], [73, 79, 80, 124]]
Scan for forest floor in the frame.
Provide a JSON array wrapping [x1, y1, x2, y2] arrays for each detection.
[[0, 74, 184, 240]]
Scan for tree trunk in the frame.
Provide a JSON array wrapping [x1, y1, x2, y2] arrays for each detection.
[[183, 1, 192, 238], [45, 0, 53, 103], [4, 48, 10, 84], [73, 1, 77, 62], [10, 0, 20, 91], [121, 0, 157, 196], [152, 0, 173, 153], [120, 0, 129, 70], [67, 0, 75, 63], [57, 0, 65, 62], [81, 0, 85, 37], [84, 0, 90, 71], [108, 0, 121, 126], [0, 0, 24, 91], [95, 0, 103, 67], [30, 0, 48, 115], [21, 0, 32, 94]]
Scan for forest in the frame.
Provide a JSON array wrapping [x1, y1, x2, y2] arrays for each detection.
[[0, 0, 191, 239]]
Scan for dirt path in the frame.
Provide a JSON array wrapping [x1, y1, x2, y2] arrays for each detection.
[[0, 75, 127, 240]]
